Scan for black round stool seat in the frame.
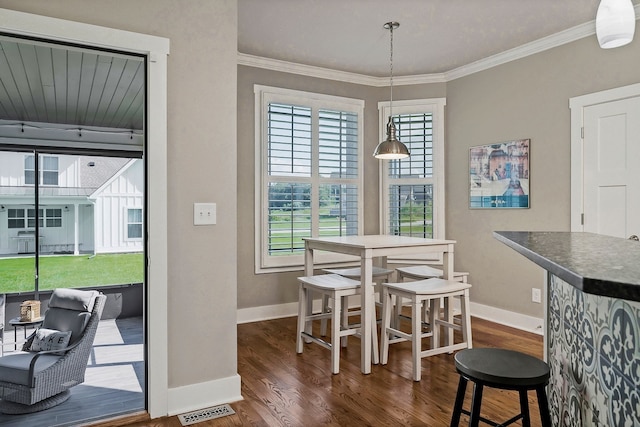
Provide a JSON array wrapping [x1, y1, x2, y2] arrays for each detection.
[[455, 348, 550, 388], [450, 348, 552, 427]]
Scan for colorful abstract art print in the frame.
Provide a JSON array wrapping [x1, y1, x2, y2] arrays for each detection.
[[469, 139, 530, 209]]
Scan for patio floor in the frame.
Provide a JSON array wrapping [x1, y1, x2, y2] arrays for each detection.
[[0, 316, 144, 427]]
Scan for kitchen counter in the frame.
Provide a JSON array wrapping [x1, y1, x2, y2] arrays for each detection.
[[494, 231, 639, 426], [493, 231, 640, 301]]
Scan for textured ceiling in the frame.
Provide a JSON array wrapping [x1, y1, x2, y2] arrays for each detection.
[[238, 0, 612, 76]]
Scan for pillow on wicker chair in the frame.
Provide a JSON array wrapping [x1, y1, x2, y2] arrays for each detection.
[[29, 328, 72, 355]]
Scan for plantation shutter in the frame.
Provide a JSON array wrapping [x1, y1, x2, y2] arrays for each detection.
[[266, 104, 360, 255], [267, 103, 312, 255], [387, 113, 434, 238], [318, 109, 359, 237], [256, 85, 364, 271]]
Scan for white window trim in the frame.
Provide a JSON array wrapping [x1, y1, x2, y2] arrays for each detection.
[[254, 85, 364, 273], [0, 10, 171, 418], [378, 98, 446, 263]]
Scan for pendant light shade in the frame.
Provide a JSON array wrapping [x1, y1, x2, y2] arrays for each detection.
[[374, 21, 410, 160], [374, 117, 410, 159], [596, 0, 636, 49]]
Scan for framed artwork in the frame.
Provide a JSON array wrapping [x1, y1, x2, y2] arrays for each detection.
[[469, 139, 530, 209]]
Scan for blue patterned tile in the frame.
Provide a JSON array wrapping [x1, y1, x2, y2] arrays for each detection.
[[549, 276, 640, 427]]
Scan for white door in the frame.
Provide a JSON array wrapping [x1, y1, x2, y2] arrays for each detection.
[[582, 96, 640, 238]]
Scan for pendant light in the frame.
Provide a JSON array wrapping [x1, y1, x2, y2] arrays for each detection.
[[596, 0, 636, 48], [374, 21, 410, 160]]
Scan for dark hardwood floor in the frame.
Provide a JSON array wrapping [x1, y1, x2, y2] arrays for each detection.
[[104, 315, 544, 427]]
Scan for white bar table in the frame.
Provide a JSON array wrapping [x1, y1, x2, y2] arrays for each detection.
[[303, 235, 456, 374]]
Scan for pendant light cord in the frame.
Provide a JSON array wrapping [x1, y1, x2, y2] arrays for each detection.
[[389, 23, 394, 119]]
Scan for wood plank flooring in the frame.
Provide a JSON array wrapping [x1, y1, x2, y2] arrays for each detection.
[[109, 315, 544, 427], [0, 317, 144, 427]]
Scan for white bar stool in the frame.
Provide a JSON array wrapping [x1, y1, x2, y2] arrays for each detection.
[[321, 266, 394, 334], [395, 265, 469, 344], [296, 274, 379, 374], [380, 278, 472, 381]]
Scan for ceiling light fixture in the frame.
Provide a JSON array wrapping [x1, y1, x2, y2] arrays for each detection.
[[596, 0, 636, 48], [374, 21, 410, 160]]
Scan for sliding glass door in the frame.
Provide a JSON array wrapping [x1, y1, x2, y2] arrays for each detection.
[[0, 148, 36, 293], [0, 150, 144, 295], [0, 32, 147, 424]]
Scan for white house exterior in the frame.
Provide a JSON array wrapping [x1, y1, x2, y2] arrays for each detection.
[[0, 152, 143, 256]]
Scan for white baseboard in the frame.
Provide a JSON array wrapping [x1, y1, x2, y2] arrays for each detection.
[[470, 301, 544, 335], [237, 302, 298, 324], [238, 300, 544, 335], [167, 374, 243, 416]]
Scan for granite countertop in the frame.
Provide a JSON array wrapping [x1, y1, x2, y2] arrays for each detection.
[[494, 231, 640, 302]]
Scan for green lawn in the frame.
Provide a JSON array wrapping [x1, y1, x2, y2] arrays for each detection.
[[0, 253, 144, 294]]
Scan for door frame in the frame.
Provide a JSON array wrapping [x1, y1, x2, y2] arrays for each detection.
[[569, 82, 640, 232], [0, 8, 170, 418]]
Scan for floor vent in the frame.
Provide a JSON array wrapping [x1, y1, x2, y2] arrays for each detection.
[[177, 404, 235, 426]]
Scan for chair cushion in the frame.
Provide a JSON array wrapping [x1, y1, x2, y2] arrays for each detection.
[[29, 328, 72, 355], [48, 289, 99, 312], [41, 309, 90, 347], [0, 352, 62, 386], [42, 289, 98, 346]]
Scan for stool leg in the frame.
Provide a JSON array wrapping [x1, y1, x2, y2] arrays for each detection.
[[304, 290, 314, 343], [320, 294, 330, 336], [430, 298, 439, 350], [411, 297, 421, 381], [296, 285, 307, 353], [444, 296, 454, 350], [461, 289, 473, 349], [469, 382, 483, 427], [393, 295, 403, 328], [380, 287, 392, 365], [536, 385, 552, 427], [330, 293, 341, 374], [519, 389, 531, 427], [371, 303, 380, 365], [450, 375, 468, 427], [340, 295, 349, 347]]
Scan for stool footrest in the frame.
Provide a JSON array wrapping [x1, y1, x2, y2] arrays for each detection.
[[458, 408, 523, 427], [421, 342, 467, 358], [385, 326, 432, 343]]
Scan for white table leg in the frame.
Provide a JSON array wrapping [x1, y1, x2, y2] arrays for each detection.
[[304, 244, 314, 277], [360, 253, 373, 374]]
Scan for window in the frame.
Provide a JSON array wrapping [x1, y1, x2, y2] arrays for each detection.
[[379, 99, 446, 261], [8, 209, 25, 229], [45, 209, 62, 227], [24, 208, 62, 228], [27, 209, 40, 228], [25, 155, 59, 185], [127, 208, 143, 239], [255, 85, 364, 271]]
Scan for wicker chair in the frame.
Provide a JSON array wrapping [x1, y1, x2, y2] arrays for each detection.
[[0, 289, 106, 414]]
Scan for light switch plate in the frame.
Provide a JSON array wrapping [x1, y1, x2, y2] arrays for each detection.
[[194, 203, 216, 225]]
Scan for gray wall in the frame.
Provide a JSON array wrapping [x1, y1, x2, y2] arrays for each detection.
[[0, 0, 239, 391], [447, 35, 640, 317]]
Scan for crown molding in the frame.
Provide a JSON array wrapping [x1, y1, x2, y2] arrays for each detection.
[[445, 20, 596, 81], [238, 53, 446, 86], [239, 6, 640, 86]]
